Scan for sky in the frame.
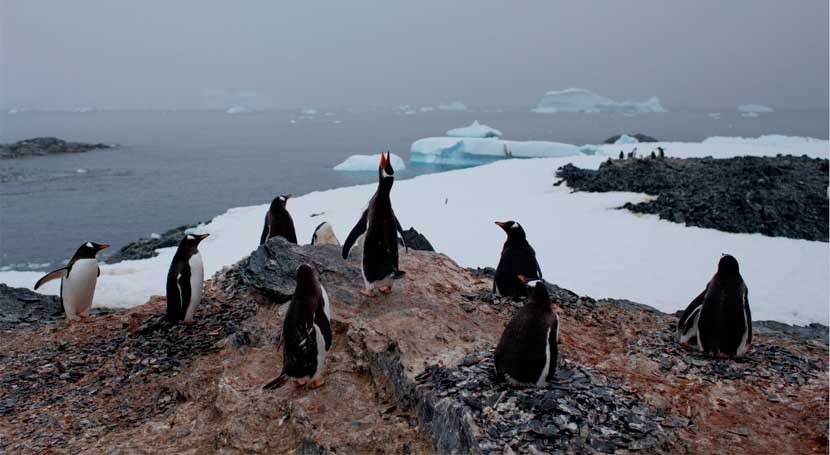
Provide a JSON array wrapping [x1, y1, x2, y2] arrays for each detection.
[[1, 0, 828, 110]]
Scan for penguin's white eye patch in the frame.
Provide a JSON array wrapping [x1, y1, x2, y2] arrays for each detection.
[[511, 223, 520, 229], [527, 280, 542, 287], [280, 196, 286, 202], [85, 242, 93, 248], [186, 234, 194, 240]]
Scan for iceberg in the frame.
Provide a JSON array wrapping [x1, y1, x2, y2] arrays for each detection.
[[333, 153, 406, 172], [446, 121, 502, 138], [614, 134, 638, 145], [707, 112, 722, 120], [533, 88, 666, 114], [437, 101, 468, 111], [410, 137, 582, 166], [737, 104, 774, 114], [226, 106, 253, 114]]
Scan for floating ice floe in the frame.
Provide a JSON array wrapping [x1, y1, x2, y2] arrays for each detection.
[[446, 120, 502, 138], [226, 106, 253, 114], [410, 137, 582, 166], [707, 112, 722, 120], [333, 153, 406, 172], [737, 104, 774, 114], [533, 88, 666, 114], [437, 101, 469, 111]]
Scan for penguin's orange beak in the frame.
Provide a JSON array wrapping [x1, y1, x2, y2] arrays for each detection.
[[517, 274, 527, 284], [495, 221, 507, 228], [97, 244, 110, 250], [195, 234, 210, 241], [379, 152, 388, 168]]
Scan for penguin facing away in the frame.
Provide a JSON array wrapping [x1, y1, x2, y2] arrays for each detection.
[[342, 152, 408, 297], [166, 233, 209, 323], [677, 254, 752, 357], [264, 264, 333, 390], [260, 194, 297, 245], [494, 277, 559, 387], [493, 221, 542, 299], [34, 242, 109, 321], [618, 151, 624, 160], [311, 221, 340, 246]]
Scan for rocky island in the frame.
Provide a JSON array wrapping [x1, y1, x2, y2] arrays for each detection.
[[0, 137, 112, 160]]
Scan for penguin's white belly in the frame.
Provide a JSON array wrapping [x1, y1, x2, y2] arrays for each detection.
[[184, 253, 204, 322], [62, 259, 98, 317], [536, 327, 552, 387], [312, 323, 327, 380]]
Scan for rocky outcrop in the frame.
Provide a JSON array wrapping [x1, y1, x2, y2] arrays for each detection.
[[0, 243, 826, 454], [402, 227, 435, 252], [105, 223, 199, 263], [557, 156, 829, 241], [604, 133, 659, 144], [0, 137, 111, 160], [0, 283, 117, 328]]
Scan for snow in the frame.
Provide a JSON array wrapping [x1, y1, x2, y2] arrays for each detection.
[[333, 153, 406, 171], [410, 137, 582, 165], [738, 104, 774, 113], [1, 136, 826, 326], [614, 134, 638, 145], [446, 121, 503, 138], [534, 88, 666, 114], [226, 106, 252, 114]]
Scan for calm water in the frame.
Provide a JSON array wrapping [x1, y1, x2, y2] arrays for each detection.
[[1, 108, 827, 269]]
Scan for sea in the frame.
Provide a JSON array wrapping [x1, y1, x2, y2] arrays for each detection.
[[1, 107, 827, 270]]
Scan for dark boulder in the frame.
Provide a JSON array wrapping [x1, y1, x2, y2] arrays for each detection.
[[106, 223, 199, 263], [0, 283, 117, 328], [401, 227, 435, 252]]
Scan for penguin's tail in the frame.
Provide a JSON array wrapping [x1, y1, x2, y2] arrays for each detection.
[[263, 373, 289, 390]]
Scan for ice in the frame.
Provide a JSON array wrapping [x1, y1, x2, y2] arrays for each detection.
[[446, 121, 502, 138], [741, 112, 760, 118], [301, 108, 318, 116], [533, 88, 666, 114], [410, 137, 582, 165], [333, 153, 405, 171], [614, 134, 638, 145], [737, 104, 774, 113], [226, 106, 252, 114], [708, 113, 722, 119], [1, 136, 826, 326], [437, 101, 468, 111]]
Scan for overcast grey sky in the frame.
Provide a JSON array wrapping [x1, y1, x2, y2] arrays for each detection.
[[2, 0, 828, 110]]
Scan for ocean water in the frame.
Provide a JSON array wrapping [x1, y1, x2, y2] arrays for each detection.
[[0, 108, 826, 269]]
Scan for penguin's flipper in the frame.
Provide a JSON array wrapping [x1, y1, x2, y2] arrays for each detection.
[[395, 217, 408, 252], [677, 287, 706, 344], [259, 213, 270, 245], [342, 210, 368, 259], [263, 373, 289, 390], [546, 315, 559, 382], [315, 307, 333, 350], [176, 269, 192, 321], [34, 267, 69, 290], [743, 286, 752, 346]]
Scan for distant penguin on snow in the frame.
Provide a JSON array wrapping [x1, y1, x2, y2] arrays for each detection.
[[260, 194, 297, 245], [264, 264, 332, 390], [618, 151, 624, 160], [493, 221, 542, 299], [34, 242, 109, 321], [342, 152, 408, 297], [311, 221, 340, 246], [166, 233, 209, 323], [677, 254, 752, 357], [495, 278, 559, 387]]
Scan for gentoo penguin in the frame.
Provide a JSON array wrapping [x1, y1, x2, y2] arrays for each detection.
[[618, 151, 624, 160], [342, 152, 407, 296], [657, 146, 665, 158], [493, 221, 542, 299], [650, 151, 657, 159], [677, 254, 752, 357], [260, 194, 297, 245], [311, 221, 340, 246], [495, 278, 559, 387], [264, 264, 332, 389], [34, 242, 109, 321], [166, 233, 209, 323]]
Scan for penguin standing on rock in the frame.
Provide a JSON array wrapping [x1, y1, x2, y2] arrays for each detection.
[[260, 195, 297, 245], [677, 254, 752, 357], [342, 152, 407, 297], [166, 233, 209, 323], [311, 221, 340, 246], [34, 242, 109, 321], [495, 277, 559, 387], [493, 221, 542, 299], [264, 264, 332, 390]]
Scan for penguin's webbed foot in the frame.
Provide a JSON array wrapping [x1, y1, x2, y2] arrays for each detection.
[[294, 379, 307, 387], [308, 378, 325, 389], [360, 289, 377, 297], [378, 286, 392, 294]]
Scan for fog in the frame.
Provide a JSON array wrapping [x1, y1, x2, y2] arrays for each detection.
[[2, 0, 828, 110]]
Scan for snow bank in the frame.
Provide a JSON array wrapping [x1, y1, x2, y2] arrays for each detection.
[[614, 134, 638, 145], [1, 136, 826, 325], [534, 88, 666, 114], [333, 153, 406, 172], [447, 121, 502, 138], [738, 104, 774, 113], [410, 137, 582, 166]]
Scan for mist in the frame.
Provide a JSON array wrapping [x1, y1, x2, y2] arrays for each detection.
[[2, 0, 828, 111]]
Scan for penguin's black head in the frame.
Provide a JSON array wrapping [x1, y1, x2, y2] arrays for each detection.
[[75, 242, 109, 259], [519, 275, 550, 305], [179, 233, 209, 254], [495, 220, 526, 241], [294, 263, 321, 308], [717, 254, 740, 275], [296, 263, 318, 283], [271, 194, 292, 210]]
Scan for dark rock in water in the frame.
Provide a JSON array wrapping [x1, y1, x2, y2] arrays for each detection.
[[0, 283, 117, 328], [106, 223, 199, 263], [604, 133, 659, 144], [557, 156, 829, 242], [241, 236, 364, 303], [401, 227, 434, 252], [0, 137, 111, 160]]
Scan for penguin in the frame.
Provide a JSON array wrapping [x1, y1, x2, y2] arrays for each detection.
[[260, 194, 297, 245], [342, 152, 407, 297], [34, 242, 109, 321], [165, 233, 209, 323], [264, 264, 333, 390], [618, 151, 624, 160], [650, 151, 657, 159], [493, 221, 542, 299], [311, 221, 340, 246], [657, 146, 665, 158], [494, 277, 559, 387], [677, 254, 752, 357]]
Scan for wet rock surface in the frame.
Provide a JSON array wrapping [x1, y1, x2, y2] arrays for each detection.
[[557, 155, 829, 241], [0, 137, 111, 159], [105, 223, 199, 263]]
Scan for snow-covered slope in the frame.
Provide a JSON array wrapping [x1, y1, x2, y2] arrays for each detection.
[[334, 153, 406, 171], [446, 121, 502, 138], [534, 88, 666, 114], [2, 137, 827, 325]]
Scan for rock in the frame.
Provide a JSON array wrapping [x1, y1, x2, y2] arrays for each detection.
[[603, 133, 659, 144], [0, 137, 111, 160], [402, 227, 435, 252], [0, 283, 118, 328], [106, 223, 200, 263], [557, 156, 829, 242]]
